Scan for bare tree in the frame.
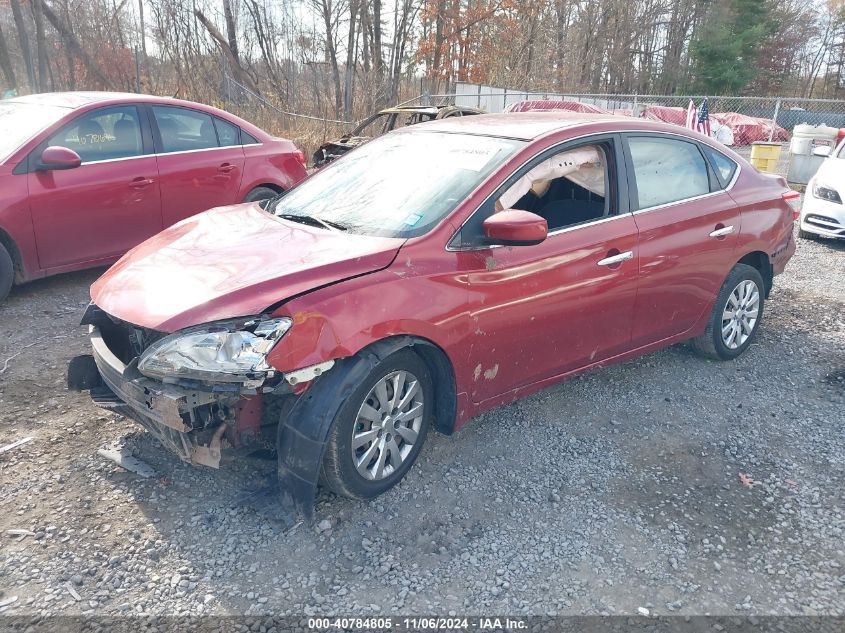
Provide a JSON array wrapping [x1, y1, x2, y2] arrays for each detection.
[[0, 22, 17, 90], [40, 0, 112, 88], [32, 0, 49, 91], [9, 0, 35, 88]]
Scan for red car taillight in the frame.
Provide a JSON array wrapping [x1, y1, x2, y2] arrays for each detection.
[[782, 190, 802, 221], [293, 150, 306, 166]]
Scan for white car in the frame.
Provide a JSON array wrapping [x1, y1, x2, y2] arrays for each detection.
[[799, 141, 845, 240]]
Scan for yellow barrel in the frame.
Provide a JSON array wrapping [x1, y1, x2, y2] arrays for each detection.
[[750, 142, 782, 173]]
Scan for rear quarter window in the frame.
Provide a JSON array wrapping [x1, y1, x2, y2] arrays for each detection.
[[701, 145, 738, 187]]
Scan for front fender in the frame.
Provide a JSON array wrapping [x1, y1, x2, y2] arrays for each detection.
[[265, 267, 468, 376], [277, 354, 375, 520], [277, 338, 418, 519]]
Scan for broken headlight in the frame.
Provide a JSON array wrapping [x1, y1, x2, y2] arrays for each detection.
[[137, 317, 292, 383]]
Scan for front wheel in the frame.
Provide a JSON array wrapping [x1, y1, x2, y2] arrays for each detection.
[[691, 263, 765, 361], [320, 350, 432, 499], [0, 243, 13, 302]]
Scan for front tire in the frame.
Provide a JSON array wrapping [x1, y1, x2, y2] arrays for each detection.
[[320, 350, 432, 499], [691, 263, 765, 361], [798, 225, 817, 241], [0, 243, 14, 302]]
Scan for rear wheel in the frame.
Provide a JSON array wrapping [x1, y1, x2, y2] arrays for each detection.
[[691, 263, 765, 361], [0, 243, 13, 302], [320, 350, 432, 499], [242, 186, 280, 203]]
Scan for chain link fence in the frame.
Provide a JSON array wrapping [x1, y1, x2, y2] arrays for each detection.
[[402, 82, 845, 179]]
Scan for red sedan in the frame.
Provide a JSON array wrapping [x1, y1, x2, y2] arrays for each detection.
[[70, 112, 797, 515], [0, 92, 307, 300]]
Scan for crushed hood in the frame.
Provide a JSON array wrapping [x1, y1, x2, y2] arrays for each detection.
[[91, 203, 404, 332]]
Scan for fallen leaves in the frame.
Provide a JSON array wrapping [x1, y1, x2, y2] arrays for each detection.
[[739, 472, 756, 487]]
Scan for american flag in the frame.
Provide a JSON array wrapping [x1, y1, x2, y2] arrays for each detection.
[[686, 98, 711, 136]]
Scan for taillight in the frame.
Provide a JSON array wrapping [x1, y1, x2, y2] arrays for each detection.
[[782, 190, 801, 221], [293, 150, 306, 166]]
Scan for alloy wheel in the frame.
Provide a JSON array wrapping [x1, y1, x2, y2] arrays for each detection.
[[721, 279, 760, 350], [351, 370, 425, 481]]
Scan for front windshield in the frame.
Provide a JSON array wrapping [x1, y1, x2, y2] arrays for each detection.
[[0, 102, 68, 162], [272, 131, 523, 238]]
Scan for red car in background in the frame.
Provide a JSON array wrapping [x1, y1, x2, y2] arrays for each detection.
[[0, 92, 307, 300], [70, 113, 798, 517]]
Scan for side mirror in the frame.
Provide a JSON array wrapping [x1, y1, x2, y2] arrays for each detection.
[[812, 145, 831, 158], [38, 146, 82, 171], [483, 210, 548, 246]]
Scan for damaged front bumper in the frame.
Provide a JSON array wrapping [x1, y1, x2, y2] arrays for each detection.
[[72, 324, 276, 469], [69, 305, 353, 522]]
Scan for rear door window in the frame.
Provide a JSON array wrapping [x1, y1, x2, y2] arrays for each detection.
[[628, 136, 710, 209], [152, 106, 218, 153], [46, 105, 143, 163]]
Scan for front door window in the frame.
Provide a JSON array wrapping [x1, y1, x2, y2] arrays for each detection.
[[46, 106, 143, 163]]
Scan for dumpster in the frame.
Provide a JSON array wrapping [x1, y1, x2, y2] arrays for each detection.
[[787, 124, 839, 186], [750, 142, 782, 173]]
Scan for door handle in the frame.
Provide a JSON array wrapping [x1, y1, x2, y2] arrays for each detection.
[[709, 225, 735, 238], [218, 163, 236, 173], [129, 177, 154, 189], [597, 251, 634, 267]]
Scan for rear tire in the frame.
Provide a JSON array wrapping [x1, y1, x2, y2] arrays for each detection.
[[0, 243, 13, 302], [691, 263, 765, 361], [242, 186, 280, 203], [320, 349, 433, 499]]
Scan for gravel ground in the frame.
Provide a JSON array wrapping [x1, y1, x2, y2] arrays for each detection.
[[0, 229, 843, 618]]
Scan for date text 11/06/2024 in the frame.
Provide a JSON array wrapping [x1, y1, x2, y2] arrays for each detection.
[[308, 617, 528, 630]]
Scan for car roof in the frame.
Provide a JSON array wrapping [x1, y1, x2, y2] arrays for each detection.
[[5, 91, 273, 143], [378, 104, 482, 116], [412, 111, 696, 141], [8, 92, 145, 109], [379, 106, 441, 116], [7, 91, 226, 111]]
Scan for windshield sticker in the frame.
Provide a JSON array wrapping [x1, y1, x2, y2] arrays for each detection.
[[448, 146, 502, 171], [404, 213, 423, 226]]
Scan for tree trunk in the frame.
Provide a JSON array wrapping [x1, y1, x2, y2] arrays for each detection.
[[194, 8, 258, 92], [32, 0, 49, 91], [432, 0, 446, 93], [343, 0, 359, 121], [372, 0, 384, 86], [555, 0, 571, 89], [0, 23, 17, 90], [316, 0, 343, 117], [137, 0, 151, 90], [10, 0, 35, 89], [222, 0, 240, 64]]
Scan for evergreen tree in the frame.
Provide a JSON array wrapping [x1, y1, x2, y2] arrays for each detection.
[[689, 0, 778, 94]]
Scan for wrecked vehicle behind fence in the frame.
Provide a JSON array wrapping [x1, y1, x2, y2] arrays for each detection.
[[311, 104, 484, 167], [70, 112, 798, 519]]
